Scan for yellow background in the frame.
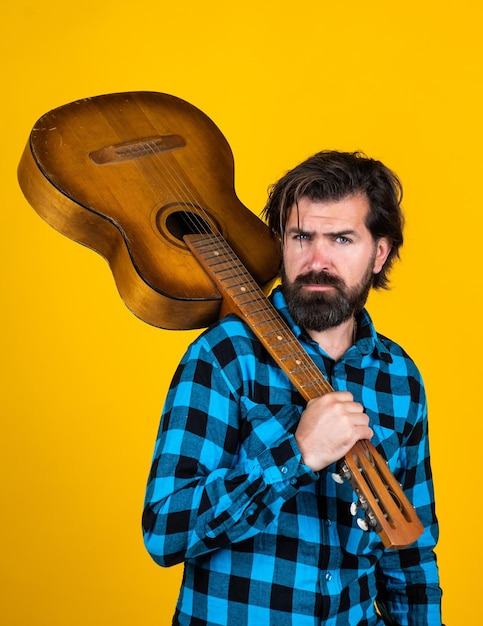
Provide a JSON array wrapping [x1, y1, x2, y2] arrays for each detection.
[[2, 1, 480, 624]]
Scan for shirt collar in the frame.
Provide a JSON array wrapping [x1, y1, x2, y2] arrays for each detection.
[[269, 285, 393, 363]]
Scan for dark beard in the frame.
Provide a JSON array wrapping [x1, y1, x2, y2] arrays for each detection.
[[281, 266, 373, 332]]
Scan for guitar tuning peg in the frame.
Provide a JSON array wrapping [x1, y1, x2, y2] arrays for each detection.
[[357, 518, 370, 531], [350, 502, 358, 516], [331, 472, 344, 484], [332, 461, 351, 485]]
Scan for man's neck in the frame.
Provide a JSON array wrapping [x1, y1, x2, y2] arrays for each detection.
[[306, 316, 357, 361]]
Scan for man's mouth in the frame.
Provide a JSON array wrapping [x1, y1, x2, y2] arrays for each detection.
[[295, 271, 343, 291], [301, 283, 336, 291]]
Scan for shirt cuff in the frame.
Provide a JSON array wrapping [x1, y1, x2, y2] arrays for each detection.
[[257, 433, 319, 493]]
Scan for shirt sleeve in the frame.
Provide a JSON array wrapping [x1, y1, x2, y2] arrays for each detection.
[[375, 388, 443, 625], [142, 334, 318, 567]]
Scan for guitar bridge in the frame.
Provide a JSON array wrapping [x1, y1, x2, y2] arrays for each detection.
[[89, 134, 185, 164]]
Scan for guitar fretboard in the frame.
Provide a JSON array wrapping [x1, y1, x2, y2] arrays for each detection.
[[185, 233, 332, 400]]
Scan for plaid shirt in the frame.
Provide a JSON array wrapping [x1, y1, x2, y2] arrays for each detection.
[[143, 287, 442, 625]]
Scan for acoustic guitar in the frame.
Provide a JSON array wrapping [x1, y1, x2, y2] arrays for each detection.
[[18, 91, 423, 549]]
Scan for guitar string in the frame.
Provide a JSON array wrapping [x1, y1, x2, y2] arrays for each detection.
[[147, 140, 333, 396], [128, 138, 333, 397]]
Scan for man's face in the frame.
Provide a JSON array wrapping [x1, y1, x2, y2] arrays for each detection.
[[281, 194, 391, 331]]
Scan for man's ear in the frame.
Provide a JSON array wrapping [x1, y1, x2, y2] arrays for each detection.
[[373, 237, 392, 274]]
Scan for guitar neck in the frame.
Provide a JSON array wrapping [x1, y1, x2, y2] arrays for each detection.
[[184, 233, 332, 401], [185, 232, 424, 550]]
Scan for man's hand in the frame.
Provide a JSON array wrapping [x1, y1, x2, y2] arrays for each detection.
[[295, 391, 373, 472]]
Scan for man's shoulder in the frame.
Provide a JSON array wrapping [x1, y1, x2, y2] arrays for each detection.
[[199, 313, 256, 342], [374, 331, 424, 379], [376, 331, 413, 358], [186, 314, 259, 362]]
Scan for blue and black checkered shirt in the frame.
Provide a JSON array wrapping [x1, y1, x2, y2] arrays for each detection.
[[143, 286, 442, 625]]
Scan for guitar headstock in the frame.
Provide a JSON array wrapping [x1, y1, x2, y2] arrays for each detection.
[[333, 440, 424, 549]]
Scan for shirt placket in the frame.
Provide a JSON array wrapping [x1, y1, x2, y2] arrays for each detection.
[[317, 470, 344, 622], [318, 358, 350, 622]]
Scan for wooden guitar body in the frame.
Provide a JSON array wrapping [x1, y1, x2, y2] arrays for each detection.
[[18, 91, 281, 329]]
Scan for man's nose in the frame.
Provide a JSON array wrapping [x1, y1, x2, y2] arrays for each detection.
[[307, 241, 332, 271]]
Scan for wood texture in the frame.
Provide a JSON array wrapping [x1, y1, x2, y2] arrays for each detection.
[[18, 91, 281, 329]]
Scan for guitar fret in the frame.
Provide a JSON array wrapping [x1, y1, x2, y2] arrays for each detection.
[[212, 268, 250, 281], [290, 366, 314, 376], [246, 309, 280, 326], [205, 259, 242, 271], [243, 305, 273, 315], [273, 341, 306, 355], [202, 249, 239, 260], [266, 339, 290, 348], [279, 353, 302, 362], [231, 295, 262, 305], [221, 279, 254, 291], [299, 379, 327, 390], [221, 278, 250, 292], [278, 354, 318, 373], [190, 239, 217, 250], [206, 259, 231, 269], [261, 328, 287, 338], [252, 318, 281, 327]]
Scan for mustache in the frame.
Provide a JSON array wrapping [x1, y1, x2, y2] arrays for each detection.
[[293, 270, 344, 288]]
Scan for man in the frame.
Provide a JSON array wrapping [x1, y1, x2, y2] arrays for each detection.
[[142, 151, 442, 625]]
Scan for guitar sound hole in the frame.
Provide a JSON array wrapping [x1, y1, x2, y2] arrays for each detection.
[[153, 202, 222, 249], [165, 210, 213, 240]]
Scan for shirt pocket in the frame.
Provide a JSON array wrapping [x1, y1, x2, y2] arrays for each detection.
[[238, 397, 302, 459]]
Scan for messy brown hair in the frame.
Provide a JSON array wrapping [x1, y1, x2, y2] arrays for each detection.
[[262, 150, 404, 289]]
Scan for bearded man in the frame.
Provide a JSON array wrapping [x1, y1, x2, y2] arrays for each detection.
[[143, 151, 443, 625]]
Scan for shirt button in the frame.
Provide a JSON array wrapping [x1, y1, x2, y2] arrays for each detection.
[[290, 478, 297, 485], [325, 572, 333, 582], [280, 466, 288, 474], [325, 519, 332, 527]]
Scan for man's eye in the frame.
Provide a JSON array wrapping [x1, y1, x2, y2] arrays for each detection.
[[294, 233, 310, 241], [335, 236, 351, 244]]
